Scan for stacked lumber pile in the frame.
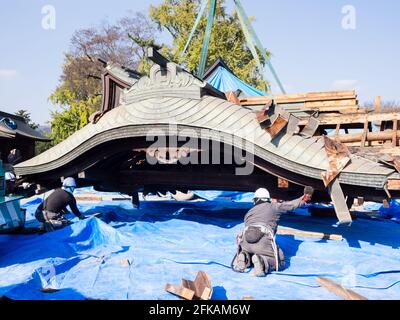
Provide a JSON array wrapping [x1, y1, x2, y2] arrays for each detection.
[[240, 90, 361, 115]]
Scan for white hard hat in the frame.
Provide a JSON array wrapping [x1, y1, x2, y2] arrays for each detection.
[[5, 172, 16, 181], [62, 177, 77, 188], [254, 188, 270, 200]]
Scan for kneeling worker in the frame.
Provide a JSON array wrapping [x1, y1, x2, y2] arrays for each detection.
[[235, 186, 314, 276], [35, 177, 86, 231]]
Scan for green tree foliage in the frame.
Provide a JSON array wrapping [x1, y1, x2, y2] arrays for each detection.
[[14, 110, 53, 155], [149, 0, 270, 91], [14, 110, 39, 130]]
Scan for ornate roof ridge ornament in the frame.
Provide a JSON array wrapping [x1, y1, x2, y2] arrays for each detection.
[[123, 47, 225, 104]]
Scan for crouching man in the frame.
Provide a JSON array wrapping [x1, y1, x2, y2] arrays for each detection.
[[235, 186, 313, 276], [35, 177, 86, 232]]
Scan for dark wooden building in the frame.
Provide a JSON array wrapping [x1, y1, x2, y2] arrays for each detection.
[[0, 111, 50, 164]]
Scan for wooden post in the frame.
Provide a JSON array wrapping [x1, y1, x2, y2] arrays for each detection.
[[375, 96, 381, 112], [335, 123, 341, 137], [360, 120, 369, 148], [393, 120, 398, 147]]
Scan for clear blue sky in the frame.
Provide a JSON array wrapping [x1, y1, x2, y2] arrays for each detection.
[[0, 0, 399, 124]]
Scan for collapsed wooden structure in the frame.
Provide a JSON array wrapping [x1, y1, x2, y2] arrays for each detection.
[[14, 49, 400, 225], [234, 90, 400, 172]]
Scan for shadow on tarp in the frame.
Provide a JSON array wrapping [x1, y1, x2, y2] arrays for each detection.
[[81, 199, 400, 250], [83, 201, 248, 230], [82, 202, 304, 269], [279, 213, 400, 250], [211, 286, 228, 300]]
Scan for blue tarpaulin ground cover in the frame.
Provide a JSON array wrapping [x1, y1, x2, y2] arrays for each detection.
[[0, 190, 399, 300]]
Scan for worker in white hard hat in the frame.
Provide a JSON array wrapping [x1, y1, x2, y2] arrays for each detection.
[[4, 171, 16, 194], [35, 177, 86, 232], [232, 186, 314, 276]]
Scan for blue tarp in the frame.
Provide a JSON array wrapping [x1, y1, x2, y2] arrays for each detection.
[[0, 190, 400, 300], [207, 66, 268, 97]]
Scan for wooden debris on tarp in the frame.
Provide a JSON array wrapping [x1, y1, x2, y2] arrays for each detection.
[[317, 277, 368, 300], [165, 271, 212, 300], [121, 259, 131, 267], [277, 227, 343, 241], [74, 194, 103, 202]]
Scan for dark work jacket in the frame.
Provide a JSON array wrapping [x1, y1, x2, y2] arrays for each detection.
[[39, 188, 82, 218], [244, 197, 304, 234]]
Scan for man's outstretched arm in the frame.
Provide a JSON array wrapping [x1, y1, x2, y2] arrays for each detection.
[[276, 186, 314, 213]]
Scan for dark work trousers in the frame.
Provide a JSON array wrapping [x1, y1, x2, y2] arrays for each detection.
[[35, 207, 62, 223], [240, 233, 285, 272]]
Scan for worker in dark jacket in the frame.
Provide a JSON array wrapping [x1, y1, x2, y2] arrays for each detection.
[[35, 177, 86, 231], [235, 187, 314, 276]]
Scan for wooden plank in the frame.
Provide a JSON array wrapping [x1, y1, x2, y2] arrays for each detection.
[[327, 179, 352, 225], [165, 271, 212, 301], [239, 90, 356, 106], [387, 179, 400, 190], [193, 271, 213, 300], [312, 106, 359, 113], [310, 112, 400, 126], [305, 99, 357, 108], [276, 97, 356, 104], [317, 277, 368, 300], [165, 283, 195, 300], [75, 194, 103, 202], [338, 130, 400, 144], [277, 227, 343, 241], [275, 90, 355, 100], [306, 90, 356, 98]]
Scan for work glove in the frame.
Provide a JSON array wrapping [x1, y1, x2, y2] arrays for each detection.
[[302, 186, 314, 203]]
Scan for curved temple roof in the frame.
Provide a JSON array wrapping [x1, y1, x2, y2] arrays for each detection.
[[15, 61, 397, 193]]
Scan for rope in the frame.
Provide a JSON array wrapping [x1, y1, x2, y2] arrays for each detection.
[[244, 224, 280, 272]]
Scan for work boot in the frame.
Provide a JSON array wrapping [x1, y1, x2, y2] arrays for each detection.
[[49, 220, 64, 228], [43, 222, 55, 232], [236, 251, 250, 272], [252, 255, 266, 277]]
